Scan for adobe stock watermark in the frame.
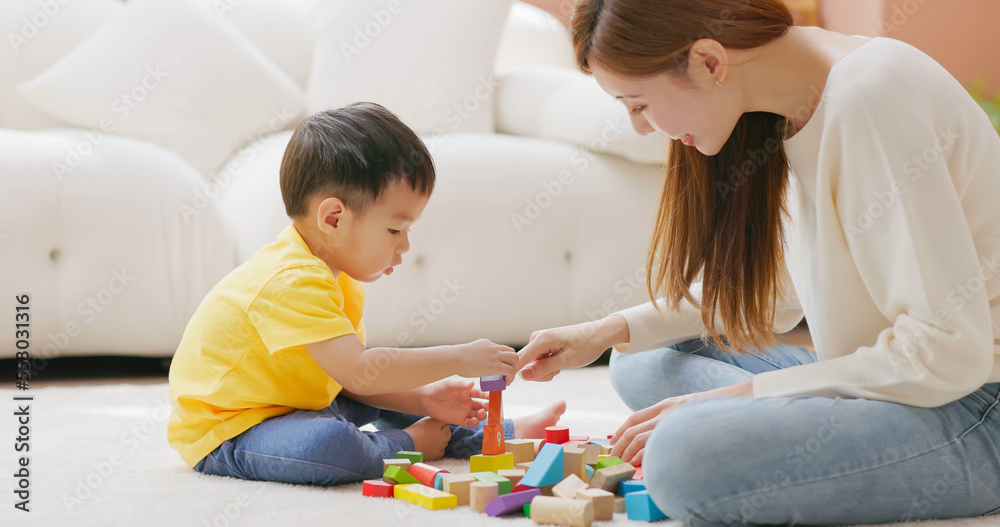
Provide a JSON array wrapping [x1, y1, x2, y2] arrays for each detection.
[[178, 106, 297, 223], [52, 64, 171, 182], [6, 0, 71, 53], [340, 0, 404, 63], [845, 126, 958, 241], [419, 74, 498, 158], [878, 0, 931, 35]]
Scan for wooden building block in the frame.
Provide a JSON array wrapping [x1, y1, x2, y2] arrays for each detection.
[[595, 456, 624, 471], [362, 479, 394, 498], [505, 438, 536, 464], [406, 462, 449, 488], [393, 483, 457, 510], [576, 488, 615, 521], [441, 474, 476, 506], [544, 426, 569, 445], [625, 490, 666, 521], [600, 444, 612, 455], [488, 390, 503, 424], [470, 481, 499, 513], [589, 463, 636, 494], [529, 496, 594, 527], [471, 471, 512, 495], [570, 435, 589, 442], [382, 465, 419, 485], [551, 474, 588, 498], [516, 461, 534, 471], [480, 374, 507, 392], [485, 488, 542, 517], [382, 458, 411, 472], [521, 443, 564, 487], [530, 439, 543, 455], [563, 448, 586, 480], [497, 468, 525, 488], [483, 423, 506, 455], [613, 496, 627, 513], [471, 452, 514, 473], [394, 451, 423, 464], [580, 444, 602, 466]]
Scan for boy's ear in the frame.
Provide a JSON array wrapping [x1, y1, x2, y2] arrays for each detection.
[[315, 197, 348, 235]]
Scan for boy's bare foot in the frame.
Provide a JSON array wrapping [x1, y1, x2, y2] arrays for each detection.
[[403, 417, 451, 461], [512, 401, 566, 439]]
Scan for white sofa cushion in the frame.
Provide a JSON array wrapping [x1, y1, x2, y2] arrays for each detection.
[[494, 2, 576, 74], [496, 67, 669, 166], [306, 0, 513, 135], [15, 0, 306, 177], [0, 0, 122, 130]]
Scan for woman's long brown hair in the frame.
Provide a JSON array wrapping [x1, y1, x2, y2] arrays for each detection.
[[572, 0, 795, 352]]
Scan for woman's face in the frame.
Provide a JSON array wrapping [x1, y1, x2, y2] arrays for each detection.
[[590, 58, 741, 157]]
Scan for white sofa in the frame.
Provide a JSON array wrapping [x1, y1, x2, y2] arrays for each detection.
[[0, 0, 667, 359]]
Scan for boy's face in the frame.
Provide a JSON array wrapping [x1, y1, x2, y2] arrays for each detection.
[[314, 180, 430, 282]]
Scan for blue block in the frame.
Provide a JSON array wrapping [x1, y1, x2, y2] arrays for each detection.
[[619, 479, 646, 496], [520, 443, 564, 487], [585, 465, 595, 480], [480, 374, 507, 392], [588, 437, 611, 446], [626, 490, 666, 521], [434, 472, 445, 491]]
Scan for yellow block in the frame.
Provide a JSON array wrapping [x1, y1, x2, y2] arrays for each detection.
[[393, 484, 458, 510], [470, 452, 515, 473]]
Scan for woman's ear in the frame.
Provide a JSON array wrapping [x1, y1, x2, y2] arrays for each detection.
[[688, 38, 729, 88], [316, 197, 347, 235]]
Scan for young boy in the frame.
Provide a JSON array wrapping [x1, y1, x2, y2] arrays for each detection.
[[167, 103, 564, 485]]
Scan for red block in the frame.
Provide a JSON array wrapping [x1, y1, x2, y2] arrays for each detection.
[[634, 465, 643, 480], [544, 426, 569, 445], [407, 463, 449, 488], [512, 483, 535, 493], [483, 423, 506, 455], [362, 479, 394, 497], [570, 435, 589, 442]]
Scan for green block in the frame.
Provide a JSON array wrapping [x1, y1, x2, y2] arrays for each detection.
[[470, 471, 511, 495], [383, 465, 419, 484], [594, 456, 624, 471], [523, 502, 531, 517], [395, 451, 423, 464]]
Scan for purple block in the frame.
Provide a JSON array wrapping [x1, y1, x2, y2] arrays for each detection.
[[480, 374, 507, 392], [485, 488, 542, 517]]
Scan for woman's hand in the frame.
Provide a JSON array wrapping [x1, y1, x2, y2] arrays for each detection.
[[419, 378, 489, 428], [516, 315, 629, 382], [609, 380, 754, 466]]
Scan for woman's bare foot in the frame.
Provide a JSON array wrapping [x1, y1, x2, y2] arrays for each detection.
[[403, 417, 451, 461], [512, 401, 567, 439]]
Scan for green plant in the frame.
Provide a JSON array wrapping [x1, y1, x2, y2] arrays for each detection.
[[967, 75, 1000, 135]]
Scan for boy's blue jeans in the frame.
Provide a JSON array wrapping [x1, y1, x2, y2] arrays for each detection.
[[193, 395, 513, 486], [610, 338, 1000, 526]]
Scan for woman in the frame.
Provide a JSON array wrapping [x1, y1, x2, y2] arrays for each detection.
[[515, 0, 1000, 524]]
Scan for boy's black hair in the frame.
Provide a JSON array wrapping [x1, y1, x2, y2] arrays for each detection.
[[280, 102, 435, 218]]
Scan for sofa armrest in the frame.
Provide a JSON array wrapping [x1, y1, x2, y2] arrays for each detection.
[[494, 66, 668, 166]]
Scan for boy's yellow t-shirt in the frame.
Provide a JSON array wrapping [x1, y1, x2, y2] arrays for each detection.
[[167, 225, 366, 468]]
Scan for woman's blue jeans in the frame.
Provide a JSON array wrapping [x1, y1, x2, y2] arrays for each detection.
[[610, 338, 1000, 526], [193, 394, 513, 486]]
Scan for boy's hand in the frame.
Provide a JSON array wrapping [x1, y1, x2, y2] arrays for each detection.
[[419, 378, 489, 428], [455, 339, 519, 379]]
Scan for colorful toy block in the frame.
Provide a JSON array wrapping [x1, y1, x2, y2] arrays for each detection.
[[512, 483, 534, 494], [589, 463, 636, 494], [470, 452, 514, 473], [529, 496, 594, 527], [393, 483, 457, 510], [521, 443, 564, 487], [395, 451, 423, 464], [485, 488, 542, 517], [585, 465, 595, 480], [523, 502, 531, 517], [488, 390, 503, 423], [407, 462, 449, 488], [441, 474, 476, 506], [470, 471, 512, 495], [362, 479, 394, 498], [570, 435, 589, 442], [544, 426, 569, 445], [588, 437, 611, 446], [434, 472, 446, 490], [625, 490, 666, 521], [595, 456, 624, 471], [382, 458, 411, 472], [480, 374, 506, 392], [470, 481, 499, 513], [483, 423, 506, 455], [382, 465, 420, 485], [551, 474, 588, 498], [563, 447, 587, 480], [576, 488, 615, 521], [619, 479, 646, 496], [497, 468, 525, 488], [505, 438, 536, 464], [634, 465, 643, 479]]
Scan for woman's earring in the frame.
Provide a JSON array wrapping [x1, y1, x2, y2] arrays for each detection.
[[716, 79, 724, 93]]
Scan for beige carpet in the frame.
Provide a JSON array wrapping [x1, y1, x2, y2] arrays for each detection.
[[1, 367, 997, 526]]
